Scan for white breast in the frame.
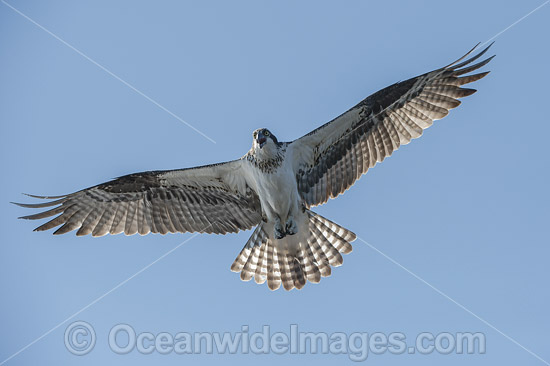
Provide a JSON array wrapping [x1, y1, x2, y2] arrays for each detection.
[[244, 155, 298, 223], [242, 150, 309, 254]]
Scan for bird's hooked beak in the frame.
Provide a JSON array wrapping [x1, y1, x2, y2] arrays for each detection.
[[257, 132, 267, 148]]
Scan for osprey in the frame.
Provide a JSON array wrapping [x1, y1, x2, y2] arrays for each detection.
[[15, 44, 494, 291]]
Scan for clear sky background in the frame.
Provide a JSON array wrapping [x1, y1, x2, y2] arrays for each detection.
[[1, 0, 549, 365]]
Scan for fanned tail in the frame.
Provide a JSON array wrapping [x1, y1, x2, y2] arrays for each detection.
[[231, 210, 355, 291]]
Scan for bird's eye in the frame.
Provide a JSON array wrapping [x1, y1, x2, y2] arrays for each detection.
[[264, 130, 270, 136], [253, 132, 257, 138]]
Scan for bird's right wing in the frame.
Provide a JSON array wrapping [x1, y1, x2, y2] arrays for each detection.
[[289, 44, 494, 207], [14, 159, 262, 236]]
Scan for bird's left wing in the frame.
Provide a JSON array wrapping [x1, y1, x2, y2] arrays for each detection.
[[289, 44, 494, 207], [15, 159, 262, 236]]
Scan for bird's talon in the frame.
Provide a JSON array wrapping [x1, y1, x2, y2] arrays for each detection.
[[285, 217, 298, 236], [274, 228, 286, 239], [274, 220, 286, 239]]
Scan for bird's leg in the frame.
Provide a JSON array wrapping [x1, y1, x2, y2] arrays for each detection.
[[285, 204, 298, 235], [274, 217, 286, 239], [285, 215, 297, 236]]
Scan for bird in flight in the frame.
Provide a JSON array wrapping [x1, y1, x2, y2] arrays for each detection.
[[15, 44, 494, 291]]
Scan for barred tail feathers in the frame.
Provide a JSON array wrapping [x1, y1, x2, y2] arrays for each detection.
[[230, 210, 355, 290]]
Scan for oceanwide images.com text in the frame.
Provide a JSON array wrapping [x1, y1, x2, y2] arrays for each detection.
[[65, 322, 486, 361]]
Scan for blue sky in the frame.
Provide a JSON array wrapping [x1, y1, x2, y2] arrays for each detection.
[[1, 0, 549, 365]]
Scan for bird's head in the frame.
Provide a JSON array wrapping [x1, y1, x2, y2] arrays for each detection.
[[252, 128, 280, 155]]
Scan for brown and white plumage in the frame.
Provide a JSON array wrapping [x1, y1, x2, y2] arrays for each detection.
[[291, 43, 494, 207], [231, 210, 354, 290], [16, 161, 262, 236], [15, 44, 494, 291]]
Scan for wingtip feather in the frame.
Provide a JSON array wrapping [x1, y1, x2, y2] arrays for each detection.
[[23, 193, 67, 199], [445, 42, 495, 70]]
